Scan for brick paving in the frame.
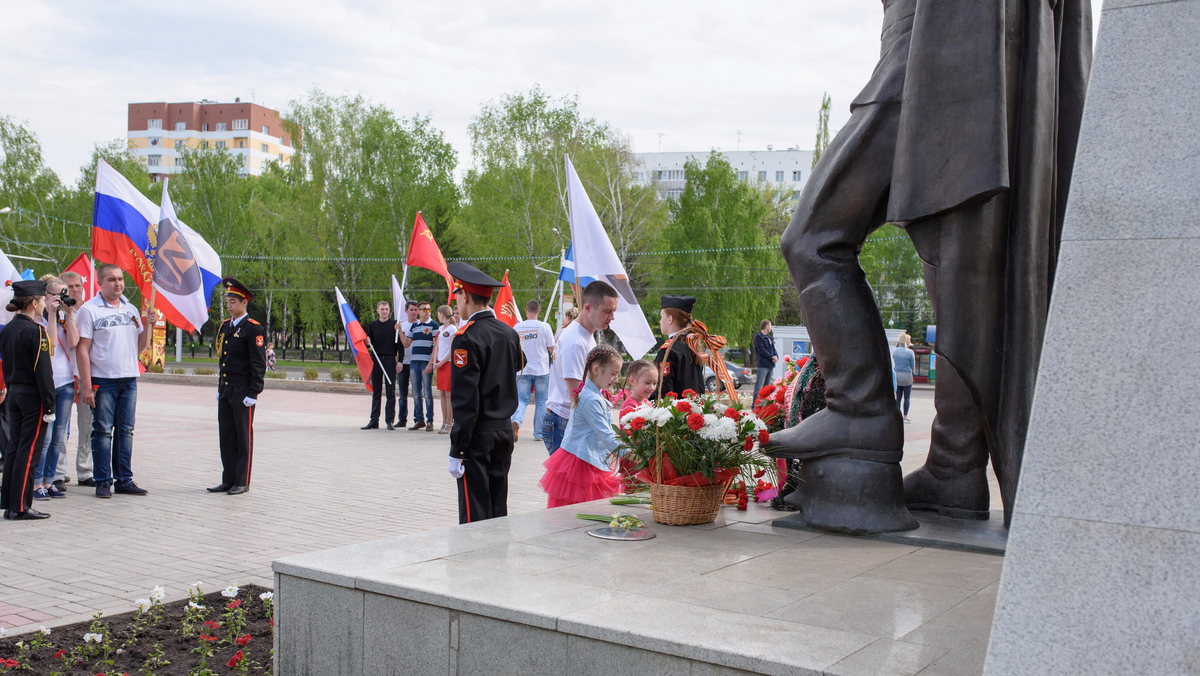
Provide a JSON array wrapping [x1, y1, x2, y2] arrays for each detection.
[[0, 382, 976, 635]]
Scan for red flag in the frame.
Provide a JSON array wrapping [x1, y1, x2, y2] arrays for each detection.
[[405, 213, 454, 299], [63, 252, 98, 301], [494, 270, 519, 328]]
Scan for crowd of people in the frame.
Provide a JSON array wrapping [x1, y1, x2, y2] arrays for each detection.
[[1, 264, 155, 521]]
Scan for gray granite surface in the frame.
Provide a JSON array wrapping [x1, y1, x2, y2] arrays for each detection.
[[275, 499, 998, 675], [984, 0, 1200, 672]]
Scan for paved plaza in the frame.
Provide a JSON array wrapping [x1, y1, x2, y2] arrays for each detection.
[[0, 381, 985, 635]]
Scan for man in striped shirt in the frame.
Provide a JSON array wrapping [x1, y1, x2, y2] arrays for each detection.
[[400, 301, 439, 430]]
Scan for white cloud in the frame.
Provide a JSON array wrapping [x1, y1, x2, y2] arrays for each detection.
[[0, 0, 1104, 183]]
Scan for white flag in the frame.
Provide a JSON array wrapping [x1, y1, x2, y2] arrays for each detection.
[[0, 247, 25, 325], [565, 154, 656, 360], [153, 179, 222, 332], [391, 274, 406, 343]]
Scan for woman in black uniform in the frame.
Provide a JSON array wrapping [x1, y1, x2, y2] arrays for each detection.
[[1, 280, 56, 521], [653, 295, 706, 399]]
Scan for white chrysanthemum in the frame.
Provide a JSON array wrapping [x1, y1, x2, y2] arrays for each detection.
[[717, 417, 739, 441], [83, 632, 102, 643], [259, 591, 274, 601], [221, 585, 240, 598], [702, 414, 719, 427], [150, 586, 165, 602], [751, 417, 767, 431], [644, 407, 672, 427]]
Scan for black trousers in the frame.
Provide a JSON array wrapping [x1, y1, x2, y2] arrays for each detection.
[[218, 390, 255, 487], [369, 355, 397, 425], [1, 389, 47, 514], [396, 363, 410, 424], [457, 426, 514, 524]]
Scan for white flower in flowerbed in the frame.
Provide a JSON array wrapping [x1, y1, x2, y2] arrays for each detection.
[[38, 626, 50, 635], [135, 598, 153, 612], [259, 591, 274, 601], [188, 601, 206, 610], [150, 585, 165, 602], [221, 585, 240, 598], [0, 627, 7, 636], [83, 632, 103, 643]]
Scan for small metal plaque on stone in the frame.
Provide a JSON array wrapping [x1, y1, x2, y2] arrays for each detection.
[[586, 527, 656, 541]]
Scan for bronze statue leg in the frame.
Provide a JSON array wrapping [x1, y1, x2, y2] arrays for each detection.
[[903, 196, 1009, 519], [772, 100, 916, 534]]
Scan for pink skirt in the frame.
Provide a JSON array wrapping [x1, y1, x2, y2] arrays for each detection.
[[539, 449, 622, 508]]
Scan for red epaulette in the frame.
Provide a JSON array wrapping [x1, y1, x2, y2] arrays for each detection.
[[454, 321, 475, 336], [247, 318, 261, 325]]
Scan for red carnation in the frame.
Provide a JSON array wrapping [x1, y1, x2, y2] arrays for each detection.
[[758, 429, 771, 445], [753, 469, 766, 478], [686, 412, 705, 431], [227, 599, 242, 610], [236, 633, 252, 646], [724, 407, 739, 420], [758, 384, 776, 399], [666, 391, 678, 399], [630, 417, 645, 431], [737, 498, 748, 510], [54, 650, 67, 659], [743, 436, 754, 451], [674, 400, 692, 413], [682, 389, 698, 398], [226, 650, 245, 668], [774, 388, 786, 403]]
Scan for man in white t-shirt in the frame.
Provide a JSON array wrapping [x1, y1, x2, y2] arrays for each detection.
[[542, 281, 619, 454], [509, 300, 556, 442], [394, 300, 418, 428], [76, 264, 153, 499]]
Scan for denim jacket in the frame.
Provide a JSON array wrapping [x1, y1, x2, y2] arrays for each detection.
[[560, 379, 622, 471]]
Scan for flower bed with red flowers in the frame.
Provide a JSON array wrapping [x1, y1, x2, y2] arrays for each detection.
[[0, 583, 273, 675]]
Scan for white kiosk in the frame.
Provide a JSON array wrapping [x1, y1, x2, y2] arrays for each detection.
[[766, 325, 906, 380]]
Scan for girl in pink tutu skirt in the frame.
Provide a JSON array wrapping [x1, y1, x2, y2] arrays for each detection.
[[540, 344, 625, 508]]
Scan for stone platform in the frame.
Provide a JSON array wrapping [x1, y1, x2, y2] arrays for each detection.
[[273, 500, 1001, 676]]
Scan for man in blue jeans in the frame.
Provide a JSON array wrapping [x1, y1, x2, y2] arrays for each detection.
[[510, 300, 555, 441], [401, 301, 439, 431], [752, 320, 778, 400], [76, 264, 153, 498]]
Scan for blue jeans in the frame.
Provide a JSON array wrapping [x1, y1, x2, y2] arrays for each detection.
[[34, 383, 76, 484], [753, 365, 775, 401], [541, 409, 569, 456], [91, 377, 137, 488], [409, 361, 434, 424], [512, 374, 549, 439]]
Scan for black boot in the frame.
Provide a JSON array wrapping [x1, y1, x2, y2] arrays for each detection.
[[903, 360, 991, 519]]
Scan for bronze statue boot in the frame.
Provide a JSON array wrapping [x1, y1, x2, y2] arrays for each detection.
[[768, 408, 918, 534], [903, 465, 990, 520]]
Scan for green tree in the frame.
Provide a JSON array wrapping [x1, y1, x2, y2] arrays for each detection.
[[812, 92, 831, 169], [858, 227, 934, 340], [654, 153, 787, 347]]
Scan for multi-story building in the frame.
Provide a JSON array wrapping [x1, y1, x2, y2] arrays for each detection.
[[632, 147, 815, 200], [127, 99, 296, 180]]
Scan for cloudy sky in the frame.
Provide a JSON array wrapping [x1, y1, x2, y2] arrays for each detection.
[[2, 1, 1103, 183]]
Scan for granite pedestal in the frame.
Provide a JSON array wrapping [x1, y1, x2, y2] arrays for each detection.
[[273, 500, 1002, 675], [983, 0, 1200, 672]]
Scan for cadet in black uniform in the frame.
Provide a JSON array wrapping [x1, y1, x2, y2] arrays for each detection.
[[207, 279, 266, 496], [445, 262, 523, 524], [653, 294, 706, 399], [1, 281, 56, 520]]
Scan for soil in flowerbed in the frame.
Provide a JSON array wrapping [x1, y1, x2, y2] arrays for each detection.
[[0, 584, 273, 675]]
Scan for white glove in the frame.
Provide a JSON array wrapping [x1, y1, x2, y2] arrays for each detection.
[[447, 457, 465, 479], [42, 413, 55, 423], [243, 396, 257, 408]]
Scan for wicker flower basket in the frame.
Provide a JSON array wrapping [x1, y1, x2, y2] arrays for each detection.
[[650, 483, 726, 526]]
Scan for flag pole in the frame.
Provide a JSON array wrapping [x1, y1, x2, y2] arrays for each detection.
[[367, 343, 393, 385]]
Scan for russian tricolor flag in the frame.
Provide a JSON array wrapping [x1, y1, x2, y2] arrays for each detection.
[[93, 161, 221, 331], [335, 287, 374, 392], [93, 160, 157, 294]]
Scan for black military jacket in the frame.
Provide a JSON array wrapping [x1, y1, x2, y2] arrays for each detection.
[[0, 314, 54, 410], [653, 337, 705, 400], [216, 315, 267, 398], [448, 311, 523, 459]]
